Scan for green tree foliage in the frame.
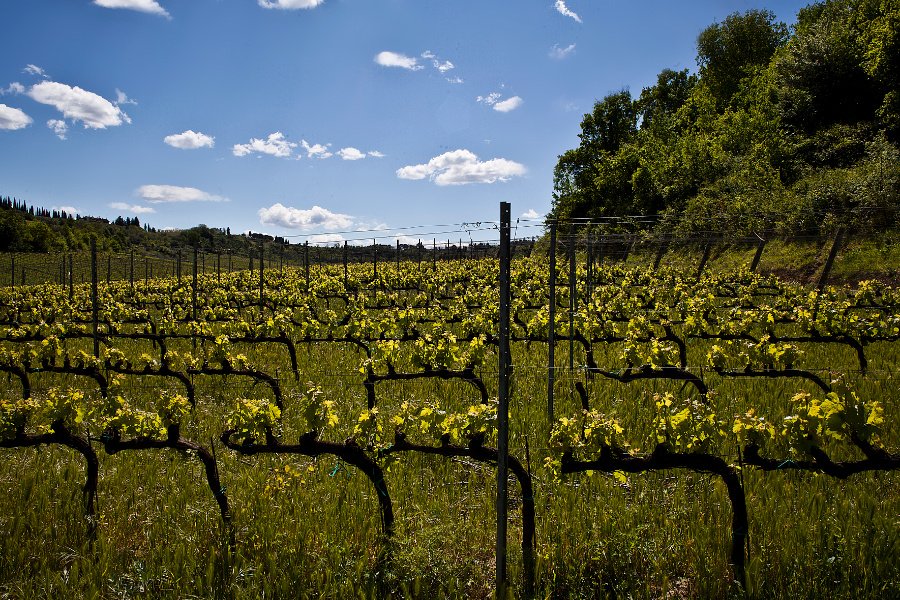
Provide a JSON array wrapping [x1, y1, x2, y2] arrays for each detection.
[[696, 9, 789, 107], [551, 1, 899, 235]]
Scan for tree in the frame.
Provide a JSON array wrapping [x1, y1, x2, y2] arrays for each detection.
[[552, 90, 638, 220], [696, 10, 789, 107]]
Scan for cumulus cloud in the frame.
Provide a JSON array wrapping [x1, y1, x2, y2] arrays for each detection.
[[549, 43, 577, 59], [338, 147, 366, 161], [301, 139, 333, 159], [0, 104, 32, 130], [165, 130, 215, 149], [368, 150, 385, 158], [137, 184, 226, 203], [23, 65, 48, 78], [493, 96, 523, 112], [27, 81, 131, 129], [54, 205, 80, 215], [521, 209, 542, 220], [110, 202, 155, 214], [94, 0, 171, 18], [233, 132, 296, 158], [396, 149, 526, 186], [258, 203, 354, 230], [375, 51, 423, 71], [446, 76, 464, 84], [477, 92, 523, 112], [554, 0, 581, 22], [258, 0, 325, 8], [2, 82, 25, 95], [47, 119, 68, 139]]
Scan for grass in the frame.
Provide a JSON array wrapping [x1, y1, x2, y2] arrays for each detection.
[[0, 260, 898, 599]]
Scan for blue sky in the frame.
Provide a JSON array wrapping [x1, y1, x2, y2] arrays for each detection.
[[1, 0, 810, 245]]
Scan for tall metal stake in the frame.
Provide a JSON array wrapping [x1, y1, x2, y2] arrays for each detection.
[[569, 223, 576, 371], [548, 221, 557, 422], [91, 238, 99, 358], [496, 201, 511, 599]]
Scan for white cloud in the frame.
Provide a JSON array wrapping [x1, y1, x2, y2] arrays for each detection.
[[233, 131, 296, 158], [478, 93, 523, 112], [0, 104, 32, 130], [375, 51, 423, 71], [338, 147, 366, 161], [435, 60, 455, 73], [94, 0, 171, 18], [47, 119, 68, 139], [258, 0, 325, 8], [258, 203, 354, 230], [521, 209, 542, 220], [115, 88, 138, 105], [396, 149, 526, 186], [54, 205, 80, 214], [110, 202, 155, 214], [476, 92, 502, 106], [554, 0, 582, 22], [549, 43, 577, 59], [2, 82, 25, 95], [493, 96, 523, 112], [301, 139, 333, 159], [165, 130, 215, 149], [368, 150, 385, 158], [446, 76, 464, 84], [137, 184, 226, 203], [23, 65, 48, 78], [27, 81, 131, 129]]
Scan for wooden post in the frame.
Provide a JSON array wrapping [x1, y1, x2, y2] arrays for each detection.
[[750, 237, 767, 272], [696, 240, 712, 279], [818, 228, 845, 291]]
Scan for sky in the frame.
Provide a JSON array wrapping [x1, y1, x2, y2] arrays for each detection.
[[0, 0, 811, 245]]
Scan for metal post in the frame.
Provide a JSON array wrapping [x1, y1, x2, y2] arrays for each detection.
[[343, 241, 348, 286], [569, 223, 576, 371], [192, 247, 198, 322], [305, 241, 310, 288], [259, 240, 265, 310], [373, 239, 377, 279], [396, 239, 400, 273], [496, 201, 512, 598], [433, 239, 437, 271], [69, 254, 75, 299], [90, 237, 99, 358], [548, 221, 557, 421]]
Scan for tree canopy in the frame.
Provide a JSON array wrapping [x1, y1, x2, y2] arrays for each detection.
[[551, 0, 900, 236]]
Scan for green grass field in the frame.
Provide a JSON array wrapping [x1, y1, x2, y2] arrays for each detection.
[[0, 257, 898, 599]]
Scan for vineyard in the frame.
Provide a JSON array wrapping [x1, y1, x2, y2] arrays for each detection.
[[1, 229, 899, 598]]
